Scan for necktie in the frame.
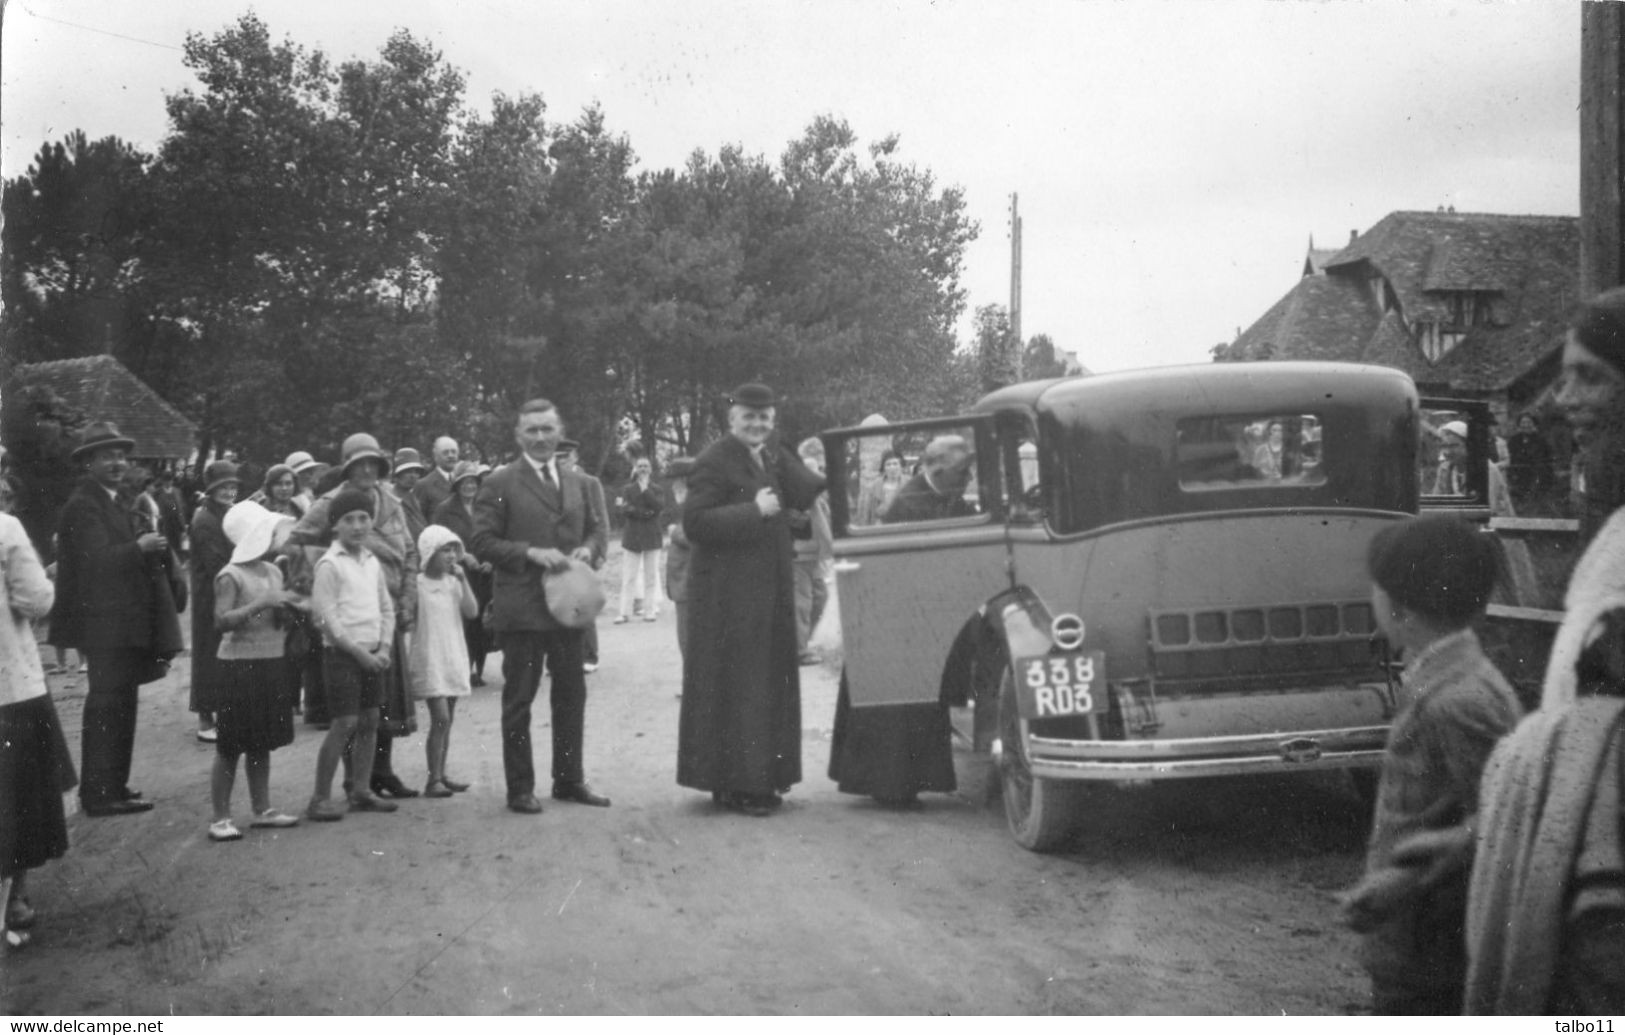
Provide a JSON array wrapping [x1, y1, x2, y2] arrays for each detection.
[[542, 464, 555, 486]]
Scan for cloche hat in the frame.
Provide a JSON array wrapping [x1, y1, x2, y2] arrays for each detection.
[[204, 460, 241, 494], [340, 433, 390, 477], [392, 447, 428, 477]]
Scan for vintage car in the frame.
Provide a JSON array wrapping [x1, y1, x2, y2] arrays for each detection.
[[820, 362, 1489, 851]]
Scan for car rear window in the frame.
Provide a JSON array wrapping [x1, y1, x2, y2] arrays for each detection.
[[1176, 414, 1326, 491]]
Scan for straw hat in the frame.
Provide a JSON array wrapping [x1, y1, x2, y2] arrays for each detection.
[[543, 559, 606, 629]]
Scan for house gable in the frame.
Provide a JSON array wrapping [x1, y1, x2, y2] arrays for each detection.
[[1233, 211, 1578, 396], [10, 354, 197, 460]]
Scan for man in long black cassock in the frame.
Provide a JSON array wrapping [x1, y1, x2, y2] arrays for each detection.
[[677, 383, 824, 816]]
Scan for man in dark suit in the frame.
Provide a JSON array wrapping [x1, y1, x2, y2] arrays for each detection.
[[414, 436, 460, 518], [49, 422, 183, 815], [556, 438, 608, 672], [471, 400, 610, 814]]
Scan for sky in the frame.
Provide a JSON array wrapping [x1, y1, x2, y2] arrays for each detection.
[[0, 0, 1583, 374]]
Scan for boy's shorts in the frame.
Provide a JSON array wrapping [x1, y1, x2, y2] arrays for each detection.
[[323, 648, 383, 717]]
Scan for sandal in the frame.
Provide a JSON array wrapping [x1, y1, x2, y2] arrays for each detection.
[[208, 818, 243, 841], [440, 777, 470, 793], [423, 780, 454, 798]]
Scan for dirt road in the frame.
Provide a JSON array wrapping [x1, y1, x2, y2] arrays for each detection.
[[2, 589, 1375, 1015]]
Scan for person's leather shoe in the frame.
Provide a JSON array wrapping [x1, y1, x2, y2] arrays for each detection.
[[83, 798, 154, 817], [371, 774, 420, 799], [507, 794, 545, 814], [119, 788, 144, 800], [347, 792, 399, 813], [551, 782, 611, 807]]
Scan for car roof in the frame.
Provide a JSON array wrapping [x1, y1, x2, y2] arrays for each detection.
[[972, 361, 1417, 423]]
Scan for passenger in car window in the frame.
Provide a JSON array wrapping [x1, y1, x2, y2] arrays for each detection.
[[855, 450, 906, 526], [883, 436, 976, 523]]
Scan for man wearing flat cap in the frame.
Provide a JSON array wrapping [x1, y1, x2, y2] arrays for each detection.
[[677, 383, 826, 816], [472, 399, 610, 814], [49, 422, 184, 815]]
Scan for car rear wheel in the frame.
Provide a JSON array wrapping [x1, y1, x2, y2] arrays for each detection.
[[998, 669, 1085, 852]]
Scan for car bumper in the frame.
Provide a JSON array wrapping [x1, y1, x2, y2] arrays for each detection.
[[999, 724, 1390, 780]]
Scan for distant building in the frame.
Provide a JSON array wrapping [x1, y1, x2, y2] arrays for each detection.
[[1225, 210, 1579, 419], [10, 354, 198, 461]]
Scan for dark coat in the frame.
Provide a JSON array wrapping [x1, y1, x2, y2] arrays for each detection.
[[580, 472, 609, 563], [676, 435, 825, 796], [471, 457, 606, 633], [48, 477, 183, 655], [884, 472, 975, 524], [828, 674, 956, 799], [189, 497, 235, 710], [414, 467, 454, 520], [617, 479, 666, 553]]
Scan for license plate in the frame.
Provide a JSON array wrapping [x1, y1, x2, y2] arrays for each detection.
[[1014, 652, 1106, 720]]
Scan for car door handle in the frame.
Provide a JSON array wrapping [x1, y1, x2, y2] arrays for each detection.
[[831, 560, 861, 574]]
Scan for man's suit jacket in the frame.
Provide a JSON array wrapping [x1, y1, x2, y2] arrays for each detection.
[[471, 457, 605, 632], [415, 466, 453, 518], [49, 477, 183, 653]]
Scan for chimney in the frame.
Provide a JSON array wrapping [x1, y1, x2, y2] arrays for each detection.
[[1349, 229, 1359, 244]]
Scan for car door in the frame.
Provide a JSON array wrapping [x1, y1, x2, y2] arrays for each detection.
[[821, 415, 1007, 707]]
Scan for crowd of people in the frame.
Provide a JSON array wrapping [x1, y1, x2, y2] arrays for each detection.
[[2, 287, 1624, 1013]]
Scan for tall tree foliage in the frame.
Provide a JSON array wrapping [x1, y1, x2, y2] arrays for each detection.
[[4, 15, 980, 479]]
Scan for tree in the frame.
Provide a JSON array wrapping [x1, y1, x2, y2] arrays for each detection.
[[0, 132, 172, 375], [1022, 333, 1069, 380], [975, 304, 1018, 394], [147, 14, 474, 464]]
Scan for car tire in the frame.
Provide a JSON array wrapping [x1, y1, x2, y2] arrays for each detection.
[[998, 668, 1084, 852]]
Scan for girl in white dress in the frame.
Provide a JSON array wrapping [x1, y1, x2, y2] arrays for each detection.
[[410, 525, 478, 797]]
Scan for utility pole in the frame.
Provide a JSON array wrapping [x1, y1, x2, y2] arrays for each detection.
[[1581, 2, 1625, 297], [1009, 193, 1023, 376]]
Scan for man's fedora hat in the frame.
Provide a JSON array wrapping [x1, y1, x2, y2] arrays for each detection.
[[557, 438, 582, 453], [728, 383, 776, 408], [72, 421, 137, 461], [543, 559, 606, 629], [340, 433, 390, 477], [391, 447, 428, 477]]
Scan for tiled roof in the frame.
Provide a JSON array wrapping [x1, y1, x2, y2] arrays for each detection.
[[1302, 247, 1339, 276], [11, 355, 197, 459], [1233, 211, 1578, 393]]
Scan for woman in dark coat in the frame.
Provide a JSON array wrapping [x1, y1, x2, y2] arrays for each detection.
[[189, 461, 240, 742], [1504, 413, 1554, 507], [614, 457, 666, 622], [431, 461, 493, 686], [676, 384, 824, 816]]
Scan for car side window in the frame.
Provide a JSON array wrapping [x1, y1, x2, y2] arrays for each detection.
[[841, 424, 986, 530]]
